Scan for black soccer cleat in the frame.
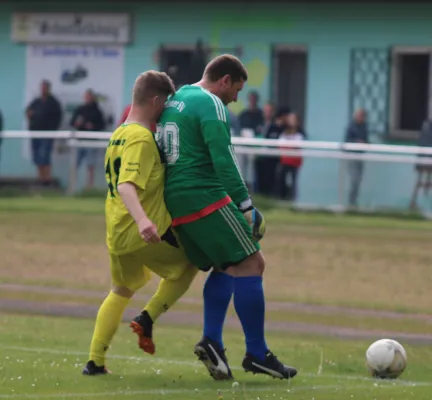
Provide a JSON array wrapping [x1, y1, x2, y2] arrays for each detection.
[[242, 351, 297, 380], [194, 337, 234, 381], [130, 310, 155, 355], [82, 360, 111, 376]]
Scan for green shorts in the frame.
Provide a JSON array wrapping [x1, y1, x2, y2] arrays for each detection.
[[174, 202, 260, 271]]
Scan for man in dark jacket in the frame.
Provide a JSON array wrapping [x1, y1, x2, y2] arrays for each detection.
[[70, 89, 105, 189], [239, 91, 264, 136], [255, 106, 291, 196], [26, 80, 62, 185], [345, 108, 369, 207]]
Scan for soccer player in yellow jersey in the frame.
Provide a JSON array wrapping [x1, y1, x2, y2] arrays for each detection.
[[83, 71, 198, 375]]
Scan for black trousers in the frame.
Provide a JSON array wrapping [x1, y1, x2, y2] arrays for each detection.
[[255, 157, 279, 196], [275, 164, 299, 201]]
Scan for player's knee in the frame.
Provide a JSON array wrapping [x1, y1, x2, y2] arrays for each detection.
[[169, 264, 199, 286], [112, 285, 135, 299], [226, 251, 265, 277]]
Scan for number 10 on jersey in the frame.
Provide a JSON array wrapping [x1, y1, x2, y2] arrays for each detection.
[[156, 123, 179, 164]]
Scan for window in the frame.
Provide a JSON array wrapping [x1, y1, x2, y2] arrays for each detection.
[[389, 47, 431, 140], [349, 48, 390, 138], [159, 42, 208, 88]]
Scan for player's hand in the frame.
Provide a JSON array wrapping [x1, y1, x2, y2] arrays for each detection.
[[242, 207, 266, 242], [137, 217, 161, 244]]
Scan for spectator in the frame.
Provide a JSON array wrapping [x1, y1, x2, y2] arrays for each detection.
[[238, 91, 264, 191], [70, 89, 105, 189], [26, 80, 62, 186], [255, 106, 290, 195], [418, 118, 432, 148], [416, 118, 432, 172], [239, 90, 264, 136], [276, 112, 305, 201], [265, 106, 290, 139], [255, 103, 276, 195], [262, 103, 275, 136], [345, 108, 369, 207], [229, 110, 241, 137]]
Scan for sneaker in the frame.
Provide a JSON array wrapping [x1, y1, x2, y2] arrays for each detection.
[[242, 351, 297, 379], [82, 360, 111, 376], [194, 337, 233, 381], [130, 311, 155, 355]]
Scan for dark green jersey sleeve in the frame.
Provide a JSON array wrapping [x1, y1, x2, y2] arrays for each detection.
[[198, 92, 250, 206]]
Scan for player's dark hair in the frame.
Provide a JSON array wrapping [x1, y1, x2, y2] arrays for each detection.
[[204, 54, 248, 83], [133, 70, 176, 106]]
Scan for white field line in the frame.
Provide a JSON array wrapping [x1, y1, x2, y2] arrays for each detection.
[[0, 383, 419, 400], [0, 345, 430, 388]]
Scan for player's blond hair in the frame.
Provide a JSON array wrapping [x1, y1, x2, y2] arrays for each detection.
[[132, 70, 176, 106], [204, 54, 248, 83]]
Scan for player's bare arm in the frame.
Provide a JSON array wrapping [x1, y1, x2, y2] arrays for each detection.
[[117, 182, 160, 244]]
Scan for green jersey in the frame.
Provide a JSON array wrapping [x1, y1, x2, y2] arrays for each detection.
[[156, 85, 249, 219]]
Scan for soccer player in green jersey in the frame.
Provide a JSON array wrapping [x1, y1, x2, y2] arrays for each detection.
[[156, 55, 298, 381]]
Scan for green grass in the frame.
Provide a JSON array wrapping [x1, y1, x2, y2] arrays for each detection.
[[0, 314, 431, 400]]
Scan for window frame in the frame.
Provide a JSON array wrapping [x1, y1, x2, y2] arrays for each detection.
[[389, 46, 431, 141]]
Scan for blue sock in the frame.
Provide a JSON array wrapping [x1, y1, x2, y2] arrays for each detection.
[[203, 271, 234, 349], [234, 276, 268, 360]]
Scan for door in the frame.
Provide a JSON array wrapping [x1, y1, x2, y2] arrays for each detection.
[[272, 46, 308, 124]]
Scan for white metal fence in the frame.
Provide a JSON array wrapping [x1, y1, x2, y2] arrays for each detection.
[[2, 130, 432, 213]]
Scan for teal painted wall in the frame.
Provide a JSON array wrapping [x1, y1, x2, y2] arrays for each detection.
[[1, 3, 432, 210]]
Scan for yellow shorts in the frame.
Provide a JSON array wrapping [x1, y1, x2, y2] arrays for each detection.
[[110, 240, 190, 293]]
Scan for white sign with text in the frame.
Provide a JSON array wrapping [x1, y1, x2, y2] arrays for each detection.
[[12, 13, 132, 44]]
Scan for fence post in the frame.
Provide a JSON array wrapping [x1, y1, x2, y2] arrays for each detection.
[[67, 130, 78, 196]]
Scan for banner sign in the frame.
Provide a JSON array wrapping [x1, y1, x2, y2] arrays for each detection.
[[12, 13, 132, 44]]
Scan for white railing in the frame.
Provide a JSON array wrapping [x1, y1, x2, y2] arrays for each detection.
[[4, 130, 432, 157], [2, 130, 432, 206]]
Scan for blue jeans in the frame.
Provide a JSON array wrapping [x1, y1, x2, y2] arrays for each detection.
[[77, 148, 99, 168], [347, 160, 364, 206], [31, 139, 54, 166]]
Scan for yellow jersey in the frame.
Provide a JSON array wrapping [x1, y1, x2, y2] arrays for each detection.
[[105, 123, 171, 255]]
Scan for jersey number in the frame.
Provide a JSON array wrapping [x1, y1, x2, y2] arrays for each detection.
[[105, 157, 121, 197], [156, 122, 179, 165]]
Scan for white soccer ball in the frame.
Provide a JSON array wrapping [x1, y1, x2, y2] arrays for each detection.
[[365, 339, 407, 379]]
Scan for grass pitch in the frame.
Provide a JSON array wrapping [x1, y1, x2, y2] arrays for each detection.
[[0, 196, 431, 399], [1, 314, 432, 400]]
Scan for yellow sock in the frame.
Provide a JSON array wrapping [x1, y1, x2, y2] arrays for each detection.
[[89, 291, 130, 366], [144, 266, 198, 321]]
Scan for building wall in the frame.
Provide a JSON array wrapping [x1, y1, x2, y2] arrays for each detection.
[[1, 2, 432, 209]]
